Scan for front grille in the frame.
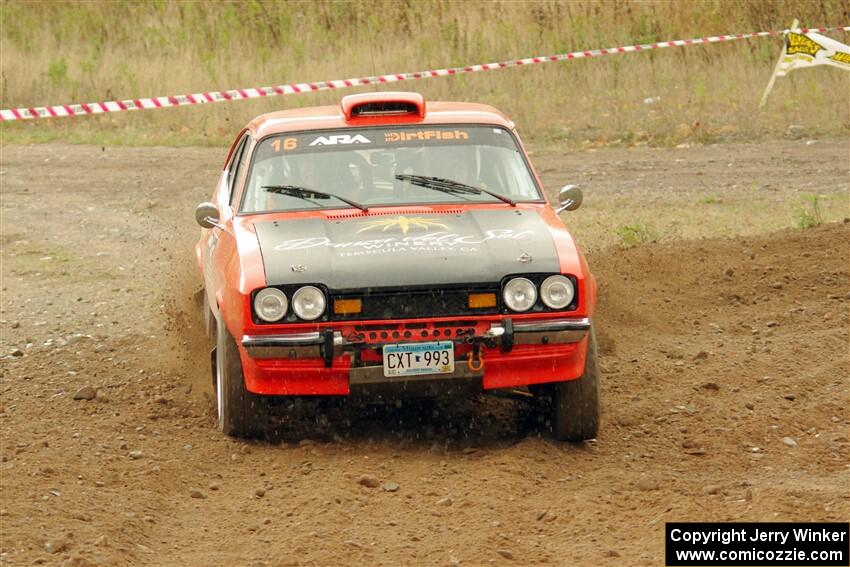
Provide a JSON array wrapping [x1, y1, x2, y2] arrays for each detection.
[[331, 288, 499, 321]]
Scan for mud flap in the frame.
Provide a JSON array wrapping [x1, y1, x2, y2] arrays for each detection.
[[192, 287, 205, 307]]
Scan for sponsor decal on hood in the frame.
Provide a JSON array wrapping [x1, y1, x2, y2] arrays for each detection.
[[254, 209, 560, 290]]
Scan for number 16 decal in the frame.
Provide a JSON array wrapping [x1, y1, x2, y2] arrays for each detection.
[[271, 138, 298, 152]]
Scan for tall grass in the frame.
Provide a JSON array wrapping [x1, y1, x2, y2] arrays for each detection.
[[1, 0, 847, 146]]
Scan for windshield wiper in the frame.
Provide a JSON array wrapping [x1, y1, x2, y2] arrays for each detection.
[[261, 184, 368, 212], [395, 174, 516, 206]]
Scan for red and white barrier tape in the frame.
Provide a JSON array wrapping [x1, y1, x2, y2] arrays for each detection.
[[2, 26, 848, 122]]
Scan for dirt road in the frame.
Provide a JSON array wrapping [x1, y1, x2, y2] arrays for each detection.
[[0, 140, 847, 566]]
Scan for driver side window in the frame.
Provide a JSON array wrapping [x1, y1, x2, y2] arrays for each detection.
[[227, 134, 250, 205]]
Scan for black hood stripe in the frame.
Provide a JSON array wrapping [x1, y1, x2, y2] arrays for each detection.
[[254, 209, 560, 289]]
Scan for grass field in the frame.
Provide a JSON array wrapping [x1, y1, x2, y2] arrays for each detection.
[[1, 0, 848, 147]]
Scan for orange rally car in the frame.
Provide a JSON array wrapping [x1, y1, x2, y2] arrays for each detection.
[[195, 92, 599, 441]]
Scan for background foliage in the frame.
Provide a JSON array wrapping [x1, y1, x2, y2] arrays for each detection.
[[1, 0, 848, 146]]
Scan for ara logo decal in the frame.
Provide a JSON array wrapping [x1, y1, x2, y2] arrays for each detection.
[[309, 134, 372, 146], [357, 215, 449, 235]]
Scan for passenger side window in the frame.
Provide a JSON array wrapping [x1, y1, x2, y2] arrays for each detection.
[[227, 135, 250, 205]]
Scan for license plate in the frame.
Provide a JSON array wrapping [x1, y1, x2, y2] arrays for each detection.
[[382, 341, 455, 377]]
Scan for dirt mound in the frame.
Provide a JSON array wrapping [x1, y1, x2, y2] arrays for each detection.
[[596, 222, 849, 347]]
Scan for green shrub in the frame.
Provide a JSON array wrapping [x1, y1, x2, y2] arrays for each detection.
[[616, 222, 655, 248], [46, 58, 68, 88], [794, 194, 823, 229]]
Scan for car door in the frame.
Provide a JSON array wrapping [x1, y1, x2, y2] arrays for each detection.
[[203, 131, 251, 317]]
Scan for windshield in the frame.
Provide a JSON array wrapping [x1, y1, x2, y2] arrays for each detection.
[[239, 125, 542, 213]]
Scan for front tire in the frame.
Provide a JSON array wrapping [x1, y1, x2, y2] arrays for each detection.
[[551, 325, 600, 441], [214, 316, 270, 438]]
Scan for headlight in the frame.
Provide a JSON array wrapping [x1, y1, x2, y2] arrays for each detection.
[[292, 286, 326, 320], [502, 277, 537, 312], [540, 275, 575, 309], [254, 288, 288, 322]]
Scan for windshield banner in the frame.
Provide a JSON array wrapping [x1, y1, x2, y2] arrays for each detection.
[[254, 126, 517, 159]]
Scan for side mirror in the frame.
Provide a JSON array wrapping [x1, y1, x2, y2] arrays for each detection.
[[195, 202, 222, 229], [555, 184, 583, 213]]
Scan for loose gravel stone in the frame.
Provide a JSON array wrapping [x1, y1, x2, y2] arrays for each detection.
[[381, 482, 399, 492], [782, 437, 797, 447], [72, 386, 97, 400], [189, 489, 206, 499], [357, 475, 380, 488], [44, 540, 67, 554], [636, 476, 660, 491]]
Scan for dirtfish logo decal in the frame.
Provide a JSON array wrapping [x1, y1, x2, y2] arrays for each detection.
[[357, 216, 449, 235], [309, 134, 372, 146], [384, 130, 470, 142]]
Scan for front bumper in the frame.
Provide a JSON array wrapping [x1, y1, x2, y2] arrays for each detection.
[[239, 317, 590, 395]]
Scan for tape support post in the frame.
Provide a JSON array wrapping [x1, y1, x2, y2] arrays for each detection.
[[1, 26, 848, 122]]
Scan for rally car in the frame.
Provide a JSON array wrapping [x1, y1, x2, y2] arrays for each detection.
[[195, 92, 599, 441]]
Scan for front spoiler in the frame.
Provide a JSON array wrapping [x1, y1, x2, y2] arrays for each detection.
[[239, 317, 591, 395], [241, 317, 590, 363]]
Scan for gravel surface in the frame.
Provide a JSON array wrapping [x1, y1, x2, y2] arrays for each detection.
[[0, 141, 847, 566]]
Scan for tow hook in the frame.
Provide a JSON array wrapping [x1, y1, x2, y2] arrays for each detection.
[[322, 329, 335, 368], [501, 318, 514, 352], [467, 341, 485, 372]]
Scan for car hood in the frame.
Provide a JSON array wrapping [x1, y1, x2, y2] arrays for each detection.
[[253, 209, 561, 290]]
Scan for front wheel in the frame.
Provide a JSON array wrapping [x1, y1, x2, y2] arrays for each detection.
[[550, 325, 600, 441], [214, 316, 270, 438]]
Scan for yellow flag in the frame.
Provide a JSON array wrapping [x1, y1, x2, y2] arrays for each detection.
[[777, 31, 850, 75]]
